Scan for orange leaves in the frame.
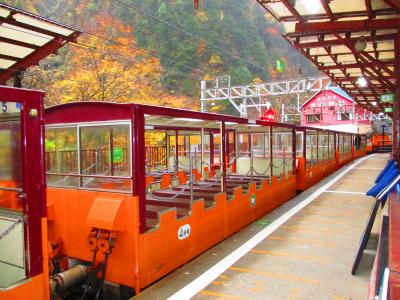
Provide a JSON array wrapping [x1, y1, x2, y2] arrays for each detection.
[[26, 12, 188, 109]]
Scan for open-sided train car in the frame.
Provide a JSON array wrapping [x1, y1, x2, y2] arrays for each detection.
[[42, 102, 366, 297], [1, 96, 367, 299]]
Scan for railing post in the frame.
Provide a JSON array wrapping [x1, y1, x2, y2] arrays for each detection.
[[270, 126, 273, 179], [250, 133, 254, 183], [189, 150, 194, 207], [221, 121, 226, 192]]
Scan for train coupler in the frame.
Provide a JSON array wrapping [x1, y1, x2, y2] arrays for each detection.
[[80, 228, 117, 300]]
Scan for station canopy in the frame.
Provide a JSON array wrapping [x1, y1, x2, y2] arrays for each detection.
[[257, 0, 400, 112], [0, 3, 80, 84]]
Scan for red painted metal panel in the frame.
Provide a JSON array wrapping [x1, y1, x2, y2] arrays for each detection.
[[45, 102, 132, 124], [295, 18, 400, 34], [0, 86, 45, 277]]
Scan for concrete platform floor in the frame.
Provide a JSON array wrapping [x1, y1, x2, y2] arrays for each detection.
[[133, 154, 388, 300]]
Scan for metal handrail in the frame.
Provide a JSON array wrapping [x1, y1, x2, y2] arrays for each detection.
[[46, 172, 131, 180], [0, 187, 22, 193]]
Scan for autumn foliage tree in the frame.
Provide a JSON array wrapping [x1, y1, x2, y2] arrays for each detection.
[[25, 13, 190, 108]]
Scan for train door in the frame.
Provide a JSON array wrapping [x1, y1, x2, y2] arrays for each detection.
[[0, 87, 46, 299]]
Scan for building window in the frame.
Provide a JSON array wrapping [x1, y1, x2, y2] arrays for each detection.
[[319, 102, 325, 107], [339, 100, 345, 107], [328, 101, 335, 107], [337, 112, 353, 121], [306, 114, 322, 123]]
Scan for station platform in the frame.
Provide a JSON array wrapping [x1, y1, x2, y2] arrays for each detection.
[[133, 154, 388, 300]]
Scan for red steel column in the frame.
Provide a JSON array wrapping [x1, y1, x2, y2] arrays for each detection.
[[132, 106, 146, 233]]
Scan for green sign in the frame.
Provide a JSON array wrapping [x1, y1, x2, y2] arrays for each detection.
[[384, 107, 393, 113], [111, 147, 124, 163], [380, 93, 396, 103], [276, 57, 285, 73]]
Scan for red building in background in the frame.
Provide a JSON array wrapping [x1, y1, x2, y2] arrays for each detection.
[[300, 88, 372, 134]]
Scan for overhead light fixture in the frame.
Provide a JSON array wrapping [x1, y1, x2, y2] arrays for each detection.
[[355, 38, 367, 52], [357, 77, 367, 87], [174, 118, 203, 122], [371, 101, 377, 106], [211, 101, 216, 106], [299, 0, 321, 14], [225, 122, 238, 125]]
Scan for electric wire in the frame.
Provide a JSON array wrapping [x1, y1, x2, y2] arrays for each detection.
[[1, 24, 203, 81], [1, 19, 204, 78], [113, 0, 269, 75]]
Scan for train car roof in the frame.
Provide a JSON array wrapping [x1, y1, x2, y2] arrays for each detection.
[[44, 101, 360, 135]]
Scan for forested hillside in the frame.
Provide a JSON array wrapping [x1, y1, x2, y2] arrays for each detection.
[[7, 0, 318, 111]]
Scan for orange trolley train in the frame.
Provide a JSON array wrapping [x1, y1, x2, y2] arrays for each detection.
[[0, 94, 367, 299]]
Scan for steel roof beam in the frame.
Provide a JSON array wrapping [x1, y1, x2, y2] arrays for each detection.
[[384, 0, 400, 11], [321, 0, 335, 21], [280, 0, 303, 22], [0, 36, 40, 50], [0, 38, 65, 84], [336, 33, 395, 81], [292, 33, 396, 48], [287, 36, 373, 109], [320, 61, 394, 70], [279, 8, 397, 22], [0, 15, 78, 40], [0, 53, 20, 61], [365, 0, 373, 19], [295, 18, 400, 34]]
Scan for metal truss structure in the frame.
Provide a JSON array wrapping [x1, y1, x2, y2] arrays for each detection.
[[200, 76, 333, 118]]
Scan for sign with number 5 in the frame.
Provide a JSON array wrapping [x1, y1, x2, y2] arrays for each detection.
[[1, 102, 7, 113]]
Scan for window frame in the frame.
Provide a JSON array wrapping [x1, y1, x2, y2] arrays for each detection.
[[45, 120, 133, 193]]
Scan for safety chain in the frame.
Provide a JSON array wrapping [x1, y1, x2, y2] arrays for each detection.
[[284, 159, 293, 167], [272, 161, 284, 168], [0, 219, 22, 240], [246, 164, 271, 176]]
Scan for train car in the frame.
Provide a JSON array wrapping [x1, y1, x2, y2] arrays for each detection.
[[0, 87, 48, 300], [40, 101, 366, 298]]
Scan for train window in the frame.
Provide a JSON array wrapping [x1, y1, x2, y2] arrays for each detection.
[[306, 114, 321, 123], [318, 133, 329, 161], [46, 123, 131, 192], [46, 127, 79, 188], [273, 127, 293, 177], [0, 120, 22, 206], [306, 130, 318, 167], [0, 102, 26, 288], [145, 131, 168, 172], [329, 133, 335, 159], [296, 132, 303, 157], [79, 124, 131, 192], [252, 133, 265, 157], [238, 133, 250, 157]]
